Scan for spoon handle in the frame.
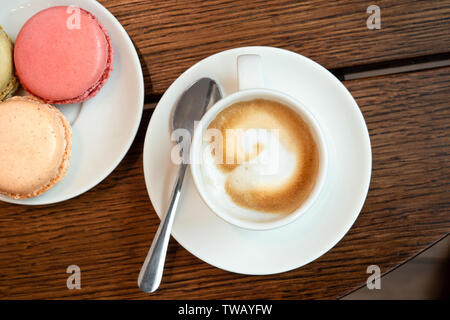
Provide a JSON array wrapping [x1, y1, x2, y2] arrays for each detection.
[[138, 163, 188, 293]]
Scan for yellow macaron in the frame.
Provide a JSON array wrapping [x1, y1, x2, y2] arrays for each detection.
[[0, 25, 19, 101]]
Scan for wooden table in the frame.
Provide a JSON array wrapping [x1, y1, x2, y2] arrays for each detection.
[[0, 0, 449, 299]]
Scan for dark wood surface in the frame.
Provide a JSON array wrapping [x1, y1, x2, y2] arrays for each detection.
[[0, 66, 448, 299], [98, 0, 450, 97]]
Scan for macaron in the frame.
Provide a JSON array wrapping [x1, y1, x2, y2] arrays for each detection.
[[0, 96, 72, 199], [14, 6, 113, 104], [0, 25, 19, 101]]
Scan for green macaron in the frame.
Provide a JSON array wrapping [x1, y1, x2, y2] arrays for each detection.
[[0, 25, 19, 101]]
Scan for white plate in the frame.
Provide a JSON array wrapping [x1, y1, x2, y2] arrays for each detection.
[[0, 0, 144, 205], [144, 47, 371, 275]]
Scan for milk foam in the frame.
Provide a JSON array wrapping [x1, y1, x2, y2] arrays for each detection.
[[201, 128, 297, 216], [199, 99, 320, 216]]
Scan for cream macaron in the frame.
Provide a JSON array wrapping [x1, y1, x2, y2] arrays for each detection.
[[0, 96, 72, 199]]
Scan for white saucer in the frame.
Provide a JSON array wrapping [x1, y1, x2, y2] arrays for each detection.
[[0, 0, 144, 205], [143, 47, 371, 275]]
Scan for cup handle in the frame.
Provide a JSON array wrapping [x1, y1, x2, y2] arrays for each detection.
[[237, 54, 264, 90]]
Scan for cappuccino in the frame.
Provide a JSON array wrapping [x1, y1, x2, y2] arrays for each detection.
[[201, 99, 319, 214]]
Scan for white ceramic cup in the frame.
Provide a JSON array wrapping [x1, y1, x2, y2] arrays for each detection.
[[190, 54, 328, 230]]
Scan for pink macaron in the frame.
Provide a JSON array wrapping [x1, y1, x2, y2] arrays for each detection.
[[14, 6, 113, 104]]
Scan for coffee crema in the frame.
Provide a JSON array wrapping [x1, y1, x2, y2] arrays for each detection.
[[202, 99, 319, 214]]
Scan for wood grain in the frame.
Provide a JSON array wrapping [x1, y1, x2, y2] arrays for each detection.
[[0, 66, 448, 299], [96, 0, 450, 96]]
